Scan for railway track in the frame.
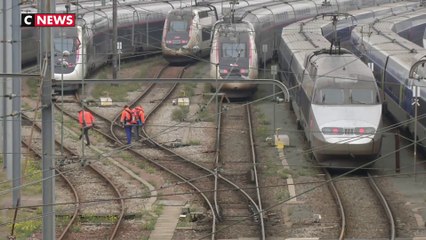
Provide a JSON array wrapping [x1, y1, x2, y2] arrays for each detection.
[[215, 102, 265, 239], [21, 113, 125, 240], [56, 62, 269, 239], [325, 169, 395, 239], [54, 63, 219, 238]]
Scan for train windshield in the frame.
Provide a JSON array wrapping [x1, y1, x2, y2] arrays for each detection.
[[316, 89, 344, 105], [54, 38, 78, 53], [221, 43, 246, 58], [169, 20, 188, 32], [314, 88, 378, 105], [350, 89, 374, 104]]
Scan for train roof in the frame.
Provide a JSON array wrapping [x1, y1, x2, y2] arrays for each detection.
[[75, 0, 193, 29], [351, 8, 426, 84], [312, 53, 375, 83], [166, 0, 267, 19]]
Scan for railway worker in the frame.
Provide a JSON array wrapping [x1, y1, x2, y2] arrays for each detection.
[[78, 108, 95, 146], [133, 106, 145, 141], [120, 105, 134, 144]]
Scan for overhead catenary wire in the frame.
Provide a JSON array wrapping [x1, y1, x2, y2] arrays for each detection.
[[1, 3, 424, 236], [1, 87, 424, 196]]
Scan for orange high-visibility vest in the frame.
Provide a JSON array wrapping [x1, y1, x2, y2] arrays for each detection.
[[78, 110, 94, 127]]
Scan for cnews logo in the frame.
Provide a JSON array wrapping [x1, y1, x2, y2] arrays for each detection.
[[21, 14, 76, 27]]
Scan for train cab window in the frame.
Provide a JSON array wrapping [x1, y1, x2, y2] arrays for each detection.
[[350, 89, 375, 104], [222, 43, 246, 58], [315, 89, 344, 105], [169, 21, 188, 32], [198, 11, 208, 19], [54, 38, 75, 53]]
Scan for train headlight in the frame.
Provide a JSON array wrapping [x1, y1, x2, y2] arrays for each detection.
[[322, 127, 343, 135], [219, 69, 229, 74], [240, 68, 248, 74], [355, 127, 375, 135]]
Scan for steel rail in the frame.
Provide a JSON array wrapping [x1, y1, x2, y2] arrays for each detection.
[[246, 105, 266, 239], [214, 103, 264, 239], [367, 172, 395, 240], [213, 96, 223, 221], [21, 113, 80, 240], [69, 64, 217, 239], [324, 169, 346, 240], [25, 107, 125, 239]]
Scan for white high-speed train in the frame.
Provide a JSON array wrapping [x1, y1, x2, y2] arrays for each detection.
[[52, 0, 195, 91], [161, 0, 266, 63], [208, 0, 406, 98], [279, 2, 420, 166], [21, 0, 138, 66], [351, 8, 426, 151]]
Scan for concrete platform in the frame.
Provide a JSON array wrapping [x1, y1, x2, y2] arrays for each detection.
[[149, 200, 186, 240]]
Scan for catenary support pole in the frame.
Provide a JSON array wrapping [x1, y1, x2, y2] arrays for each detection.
[[0, 0, 5, 170], [1, 0, 22, 208], [1, 0, 13, 180], [40, 0, 56, 238], [112, 0, 118, 79], [11, 0, 22, 208]]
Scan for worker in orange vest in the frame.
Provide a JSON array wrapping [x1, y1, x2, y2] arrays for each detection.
[[120, 105, 134, 144], [133, 106, 145, 140], [78, 108, 95, 146]]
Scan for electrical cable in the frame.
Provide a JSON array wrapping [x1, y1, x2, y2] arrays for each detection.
[[1, 86, 424, 197]]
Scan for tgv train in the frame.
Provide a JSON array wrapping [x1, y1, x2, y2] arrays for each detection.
[[209, 0, 402, 97], [21, 0, 131, 66], [53, 0, 197, 91], [21, 1, 194, 91], [278, 14, 404, 166], [351, 9, 426, 150], [278, 2, 420, 165], [161, 0, 265, 63]]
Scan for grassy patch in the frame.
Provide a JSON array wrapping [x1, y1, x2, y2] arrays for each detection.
[[22, 160, 42, 195], [256, 125, 270, 140], [171, 106, 189, 122], [136, 56, 167, 78], [181, 83, 197, 97], [71, 224, 81, 233], [26, 77, 41, 98], [196, 105, 214, 122], [186, 139, 201, 145], [277, 189, 290, 201], [295, 166, 317, 177], [257, 112, 271, 125], [194, 62, 212, 78], [10, 220, 42, 238], [80, 214, 118, 224], [277, 168, 292, 180], [263, 159, 278, 176], [145, 166, 156, 174], [139, 204, 164, 230], [91, 83, 142, 103], [153, 204, 164, 216], [255, 111, 272, 139]]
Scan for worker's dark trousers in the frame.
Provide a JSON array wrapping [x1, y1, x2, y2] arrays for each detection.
[[79, 127, 91, 146], [124, 125, 132, 144]]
